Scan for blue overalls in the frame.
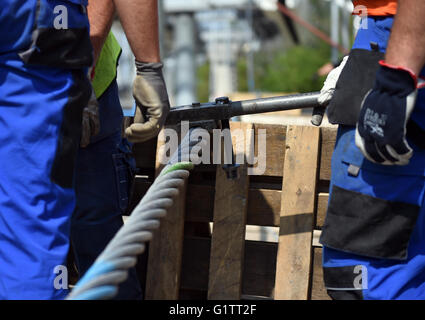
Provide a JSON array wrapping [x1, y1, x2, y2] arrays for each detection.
[[320, 17, 425, 300], [0, 0, 92, 299]]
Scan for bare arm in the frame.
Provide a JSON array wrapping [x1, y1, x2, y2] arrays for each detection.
[[112, 0, 160, 63], [385, 0, 425, 75], [87, 0, 116, 65]]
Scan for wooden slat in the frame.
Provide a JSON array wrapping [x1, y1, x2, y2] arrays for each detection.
[[184, 185, 281, 227], [246, 189, 281, 226], [253, 124, 286, 177], [274, 125, 320, 300], [242, 240, 277, 298], [319, 127, 337, 181], [145, 128, 188, 300], [310, 248, 331, 300], [207, 122, 251, 300]]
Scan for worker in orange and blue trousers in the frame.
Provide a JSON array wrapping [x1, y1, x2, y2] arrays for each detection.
[[316, 0, 425, 299]]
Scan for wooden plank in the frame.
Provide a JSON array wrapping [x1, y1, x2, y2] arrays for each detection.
[[310, 248, 331, 300], [207, 122, 251, 300], [242, 240, 277, 298], [274, 125, 320, 300], [246, 189, 281, 226], [184, 185, 281, 227], [145, 128, 188, 300], [253, 124, 286, 177], [319, 127, 337, 181], [316, 193, 329, 228]]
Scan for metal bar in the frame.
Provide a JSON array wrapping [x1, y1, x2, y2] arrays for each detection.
[[165, 91, 320, 125]]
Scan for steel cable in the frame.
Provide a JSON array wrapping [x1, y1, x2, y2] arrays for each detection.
[[66, 127, 206, 300]]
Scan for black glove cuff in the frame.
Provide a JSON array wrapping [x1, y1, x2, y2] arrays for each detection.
[[375, 62, 417, 96], [135, 60, 164, 74]]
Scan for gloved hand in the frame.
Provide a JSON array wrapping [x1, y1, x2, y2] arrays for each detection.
[[80, 89, 100, 148], [125, 61, 170, 143], [312, 56, 349, 126], [355, 61, 424, 165]]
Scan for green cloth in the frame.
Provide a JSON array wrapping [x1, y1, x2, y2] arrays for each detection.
[[92, 32, 122, 99]]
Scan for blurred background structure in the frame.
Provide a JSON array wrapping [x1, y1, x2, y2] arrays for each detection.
[[114, 0, 357, 124]]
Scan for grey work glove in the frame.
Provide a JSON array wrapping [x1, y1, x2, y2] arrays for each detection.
[[125, 61, 170, 143], [80, 89, 100, 148], [312, 56, 349, 126]]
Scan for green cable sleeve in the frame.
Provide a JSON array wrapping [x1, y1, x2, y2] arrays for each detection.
[[161, 162, 194, 176]]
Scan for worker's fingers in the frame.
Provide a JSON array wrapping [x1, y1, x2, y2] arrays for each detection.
[[317, 88, 334, 106], [90, 110, 100, 137], [385, 139, 413, 165], [80, 91, 100, 148], [125, 120, 161, 143]]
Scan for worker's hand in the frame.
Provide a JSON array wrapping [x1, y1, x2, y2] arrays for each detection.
[[318, 56, 349, 106], [125, 61, 170, 143], [355, 61, 424, 165], [312, 56, 348, 126], [80, 89, 100, 148]]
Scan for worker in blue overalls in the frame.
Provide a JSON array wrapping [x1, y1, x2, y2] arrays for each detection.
[[70, 0, 170, 299], [316, 0, 425, 299], [0, 0, 93, 299]]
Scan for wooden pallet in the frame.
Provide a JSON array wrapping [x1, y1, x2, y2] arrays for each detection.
[[129, 122, 337, 300]]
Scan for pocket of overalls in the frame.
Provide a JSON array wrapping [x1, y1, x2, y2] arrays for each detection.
[[112, 153, 131, 214], [320, 161, 423, 261], [18, 0, 93, 69], [112, 139, 138, 214]]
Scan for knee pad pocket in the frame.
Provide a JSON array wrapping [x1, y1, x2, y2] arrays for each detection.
[[320, 185, 420, 260]]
